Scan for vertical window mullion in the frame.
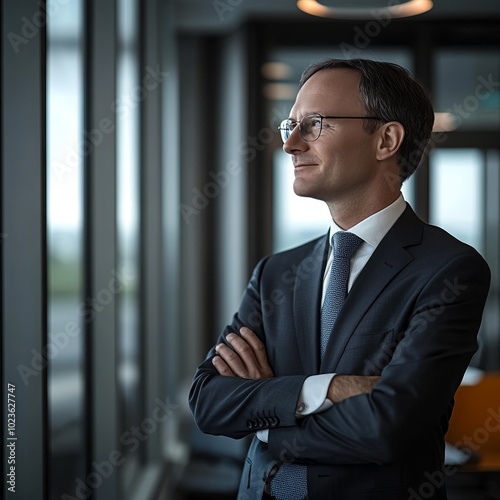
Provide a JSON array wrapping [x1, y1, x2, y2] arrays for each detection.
[[140, 0, 163, 466], [2, 1, 47, 499], [84, 1, 119, 499]]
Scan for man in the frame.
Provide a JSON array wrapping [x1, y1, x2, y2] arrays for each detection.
[[189, 59, 491, 499]]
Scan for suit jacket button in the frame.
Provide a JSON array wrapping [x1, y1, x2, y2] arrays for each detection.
[[246, 420, 254, 429]]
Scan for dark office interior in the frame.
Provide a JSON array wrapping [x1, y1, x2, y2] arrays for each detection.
[[2, 0, 500, 499]]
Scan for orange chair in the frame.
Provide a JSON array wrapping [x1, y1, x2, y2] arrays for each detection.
[[446, 372, 500, 472]]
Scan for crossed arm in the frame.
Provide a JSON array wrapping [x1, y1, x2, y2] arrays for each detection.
[[212, 326, 379, 404], [190, 250, 490, 465]]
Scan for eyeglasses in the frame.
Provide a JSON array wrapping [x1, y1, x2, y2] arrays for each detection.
[[278, 113, 381, 143]]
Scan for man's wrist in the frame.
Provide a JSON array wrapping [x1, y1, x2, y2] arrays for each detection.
[[327, 375, 381, 403]]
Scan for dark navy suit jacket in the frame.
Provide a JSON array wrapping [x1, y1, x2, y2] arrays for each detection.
[[189, 205, 490, 500]]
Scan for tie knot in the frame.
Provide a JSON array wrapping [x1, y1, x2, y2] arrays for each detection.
[[332, 231, 363, 259]]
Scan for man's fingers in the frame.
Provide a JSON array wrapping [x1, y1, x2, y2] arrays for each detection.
[[212, 354, 235, 377], [214, 327, 274, 379], [215, 343, 248, 377], [239, 327, 264, 350], [222, 329, 274, 379], [225, 332, 259, 367], [239, 327, 270, 370]]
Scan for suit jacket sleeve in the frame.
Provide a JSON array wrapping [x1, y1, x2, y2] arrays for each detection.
[[189, 256, 308, 439], [268, 251, 491, 465]]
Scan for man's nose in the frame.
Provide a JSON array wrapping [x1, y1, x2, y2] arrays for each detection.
[[283, 127, 308, 155]]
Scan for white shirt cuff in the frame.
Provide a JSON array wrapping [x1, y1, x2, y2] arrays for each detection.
[[256, 429, 269, 443], [295, 373, 336, 417], [255, 373, 336, 443]]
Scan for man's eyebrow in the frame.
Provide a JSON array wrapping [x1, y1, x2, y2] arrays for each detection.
[[288, 111, 323, 120]]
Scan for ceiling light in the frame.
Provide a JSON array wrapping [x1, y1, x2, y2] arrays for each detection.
[[261, 62, 293, 80], [433, 112, 458, 132], [297, 0, 433, 20], [263, 83, 298, 101]]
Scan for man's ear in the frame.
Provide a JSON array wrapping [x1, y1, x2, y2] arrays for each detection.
[[375, 121, 405, 161]]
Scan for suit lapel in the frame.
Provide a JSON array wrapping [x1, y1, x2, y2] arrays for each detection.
[[320, 206, 424, 372], [293, 235, 329, 375]]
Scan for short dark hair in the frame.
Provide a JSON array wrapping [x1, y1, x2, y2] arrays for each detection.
[[299, 58, 434, 182]]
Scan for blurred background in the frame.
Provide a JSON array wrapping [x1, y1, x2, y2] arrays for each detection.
[[2, 0, 500, 498]]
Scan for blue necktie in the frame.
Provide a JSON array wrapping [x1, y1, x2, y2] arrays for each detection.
[[321, 231, 363, 360], [270, 232, 362, 500]]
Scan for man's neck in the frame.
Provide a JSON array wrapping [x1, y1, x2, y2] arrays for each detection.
[[327, 192, 401, 230]]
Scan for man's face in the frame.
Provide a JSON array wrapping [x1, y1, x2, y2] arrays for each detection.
[[285, 68, 381, 205]]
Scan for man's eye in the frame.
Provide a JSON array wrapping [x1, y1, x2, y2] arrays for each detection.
[[309, 118, 322, 127]]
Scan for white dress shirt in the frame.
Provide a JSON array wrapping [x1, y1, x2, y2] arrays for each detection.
[[257, 194, 407, 442]]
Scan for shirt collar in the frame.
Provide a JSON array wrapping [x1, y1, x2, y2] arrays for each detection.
[[329, 194, 406, 249]]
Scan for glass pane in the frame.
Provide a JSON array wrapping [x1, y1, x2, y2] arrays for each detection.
[[273, 149, 331, 252], [117, 0, 142, 492], [47, 1, 85, 498], [401, 175, 415, 208], [269, 48, 413, 251], [434, 50, 500, 130], [429, 149, 484, 251]]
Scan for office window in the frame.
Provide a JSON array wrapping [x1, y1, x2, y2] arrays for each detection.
[[401, 174, 415, 208], [46, 1, 85, 497], [117, 0, 143, 490], [434, 50, 500, 130], [273, 148, 331, 251], [429, 149, 484, 251], [3, 1, 171, 498]]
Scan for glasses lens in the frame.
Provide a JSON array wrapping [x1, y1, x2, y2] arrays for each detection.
[[279, 119, 294, 143], [301, 114, 322, 142]]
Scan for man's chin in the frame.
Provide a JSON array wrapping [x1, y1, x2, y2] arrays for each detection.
[[292, 180, 325, 200]]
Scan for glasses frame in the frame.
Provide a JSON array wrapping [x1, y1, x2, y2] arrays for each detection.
[[278, 113, 381, 143]]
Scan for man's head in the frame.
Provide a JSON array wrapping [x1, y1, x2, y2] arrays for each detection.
[[298, 58, 434, 181], [281, 59, 434, 215]]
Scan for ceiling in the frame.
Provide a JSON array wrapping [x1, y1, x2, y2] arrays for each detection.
[[174, 0, 500, 32]]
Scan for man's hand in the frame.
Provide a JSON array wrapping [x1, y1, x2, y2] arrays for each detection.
[[327, 375, 380, 404], [212, 327, 274, 379]]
